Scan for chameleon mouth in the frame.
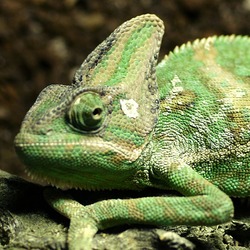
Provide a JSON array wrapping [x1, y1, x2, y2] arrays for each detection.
[[14, 132, 136, 190], [14, 132, 105, 189]]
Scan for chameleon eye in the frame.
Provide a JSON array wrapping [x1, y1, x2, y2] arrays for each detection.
[[67, 92, 105, 132]]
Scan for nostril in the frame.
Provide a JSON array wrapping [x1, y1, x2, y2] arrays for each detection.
[[45, 128, 53, 135]]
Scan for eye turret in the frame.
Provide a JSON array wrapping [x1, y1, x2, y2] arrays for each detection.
[[67, 92, 105, 132]]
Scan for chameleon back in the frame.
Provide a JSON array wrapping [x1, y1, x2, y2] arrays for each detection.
[[155, 36, 250, 197]]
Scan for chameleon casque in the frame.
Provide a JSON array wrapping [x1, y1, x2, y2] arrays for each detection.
[[14, 14, 250, 249]]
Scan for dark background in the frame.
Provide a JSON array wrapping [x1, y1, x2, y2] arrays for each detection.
[[0, 0, 250, 174]]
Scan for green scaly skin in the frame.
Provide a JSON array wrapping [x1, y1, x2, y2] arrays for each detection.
[[14, 14, 250, 249]]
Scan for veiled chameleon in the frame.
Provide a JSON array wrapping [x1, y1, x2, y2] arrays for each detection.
[[14, 14, 250, 249]]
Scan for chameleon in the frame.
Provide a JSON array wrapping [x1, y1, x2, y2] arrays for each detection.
[[14, 14, 250, 249]]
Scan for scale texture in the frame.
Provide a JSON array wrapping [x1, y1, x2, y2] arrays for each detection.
[[14, 14, 250, 249]]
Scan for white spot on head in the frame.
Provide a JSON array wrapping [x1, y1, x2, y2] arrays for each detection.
[[235, 89, 247, 98], [120, 99, 139, 118]]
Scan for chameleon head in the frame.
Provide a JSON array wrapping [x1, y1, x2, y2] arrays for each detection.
[[14, 14, 164, 190]]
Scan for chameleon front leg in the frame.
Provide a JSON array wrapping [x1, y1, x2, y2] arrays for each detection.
[[44, 163, 234, 250], [44, 188, 98, 250]]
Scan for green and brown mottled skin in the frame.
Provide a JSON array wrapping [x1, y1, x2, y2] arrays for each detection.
[[14, 14, 250, 249]]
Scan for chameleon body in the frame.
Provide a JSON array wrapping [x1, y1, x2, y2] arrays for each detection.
[[14, 14, 250, 249]]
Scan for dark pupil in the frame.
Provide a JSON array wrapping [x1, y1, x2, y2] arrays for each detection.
[[93, 108, 102, 116]]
